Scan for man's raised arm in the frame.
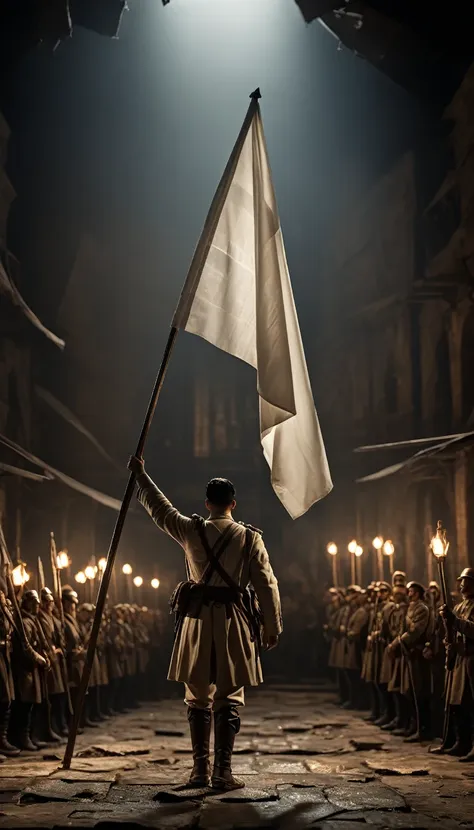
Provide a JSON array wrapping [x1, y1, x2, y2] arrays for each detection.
[[129, 456, 193, 547]]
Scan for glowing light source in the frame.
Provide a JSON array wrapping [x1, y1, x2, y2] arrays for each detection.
[[122, 564, 132, 575], [372, 536, 383, 550], [133, 576, 143, 588], [85, 566, 96, 580], [75, 571, 87, 584], [12, 563, 29, 586], [327, 543, 338, 556], [57, 551, 69, 569], [151, 578, 160, 589], [383, 540, 395, 557], [355, 545, 363, 557], [348, 540, 358, 554], [98, 557, 107, 572], [431, 522, 449, 559]]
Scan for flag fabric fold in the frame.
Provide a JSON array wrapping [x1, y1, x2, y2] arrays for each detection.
[[173, 99, 332, 518]]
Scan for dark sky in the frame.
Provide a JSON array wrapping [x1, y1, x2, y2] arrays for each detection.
[[1, 0, 426, 562]]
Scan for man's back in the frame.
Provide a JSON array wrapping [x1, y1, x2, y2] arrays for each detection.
[[132, 460, 283, 793]]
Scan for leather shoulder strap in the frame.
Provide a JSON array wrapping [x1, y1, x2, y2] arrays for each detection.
[[194, 519, 243, 590]]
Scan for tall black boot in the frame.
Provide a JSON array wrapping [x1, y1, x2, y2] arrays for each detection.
[[99, 686, 111, 718], [337, 670, 348, 706], [52, 694, 69, 738], [382, 692, 401, 731], [430, 706, 455, 755], [0, 703, 20, 756], [211, 707, 245, 791], [392, 694, 411, 735], [81, 695, 99, 729], [375, 687, 395, 727], [404, 698, 432, 743], [187, 707, 211, 787], [364, 683, 379, 722], [446, 706, 472, 757], [19, 703, 38, 752]]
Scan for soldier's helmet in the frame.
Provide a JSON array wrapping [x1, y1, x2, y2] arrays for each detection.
[[21, 589, 40, 608], [392, 570, 406, 587], [40, 587, 54, 602], [78, 603, 94, 613], [457, 567, 474, 582], [62, 587, 79, 604], [407, 580, 426, 595], [378, 581, 392, 593]]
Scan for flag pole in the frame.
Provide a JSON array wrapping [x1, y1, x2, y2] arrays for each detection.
[[62, 88, 261, 770], [62, 327, 178, 768]]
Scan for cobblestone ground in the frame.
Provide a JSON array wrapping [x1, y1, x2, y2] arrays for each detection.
[[1, 684, 473, 828]]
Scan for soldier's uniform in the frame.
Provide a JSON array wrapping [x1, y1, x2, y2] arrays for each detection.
[[333, 597, 351, 706], [11, 590, 48, 751], [361, 585, 380, 721], [106, 606, 126, 713], [62, 587, 86, 726], [391, 581, 430, 741], [77, 603, 102, 726], [442, 568, 474, 760], [97, 615, 110, 716], [37, 587, 64, 743], [135, 468, 282, 791], [0, 588, 20, 756], [386, 590, 409, 733], [122, 607, 138, 709], [372, 582, 395, 726], [424, 581, 445, 738], [327, 593, 344, 678], [344, 589, 368, 709]]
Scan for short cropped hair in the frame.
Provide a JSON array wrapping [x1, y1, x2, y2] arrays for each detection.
[[206, 478, 236, 507]]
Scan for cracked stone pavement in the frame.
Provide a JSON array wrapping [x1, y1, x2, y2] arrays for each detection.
[[0, 684, 473, 828]]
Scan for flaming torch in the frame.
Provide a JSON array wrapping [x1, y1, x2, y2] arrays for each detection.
[[348, 540, 357, 584], [327, 543, 338, 587], [430, 520, 449, 606]]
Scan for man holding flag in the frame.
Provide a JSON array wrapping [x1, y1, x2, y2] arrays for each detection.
[[129, 459, 282, 791], [62, 89, 331, 772]]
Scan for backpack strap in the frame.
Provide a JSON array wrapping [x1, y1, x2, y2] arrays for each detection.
[[193, 517, 243, 591]]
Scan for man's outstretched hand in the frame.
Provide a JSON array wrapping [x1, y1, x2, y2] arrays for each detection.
[[128, 455, 145, 476]]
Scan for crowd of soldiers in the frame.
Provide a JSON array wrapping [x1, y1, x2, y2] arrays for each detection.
[[0, 581, 163, 757], [325, 566, 474, 761]]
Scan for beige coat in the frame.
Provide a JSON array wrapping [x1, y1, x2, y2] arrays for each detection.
[[447, 598, 474, 706], [361, 603, 377, 682], [136, 472, 282, 689], [38, 610, 65, 696], [387, 601, 408, 692], [345, 605, 368, 671], [394, 599, 430, 697]]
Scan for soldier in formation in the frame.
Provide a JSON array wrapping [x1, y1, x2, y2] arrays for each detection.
[[326, 565, 474, 761], [0, 574, 163, 756]]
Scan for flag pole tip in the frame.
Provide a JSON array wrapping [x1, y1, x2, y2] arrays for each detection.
[[249, 88, 261, 100]]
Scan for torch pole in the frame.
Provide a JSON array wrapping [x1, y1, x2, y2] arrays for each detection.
[[437, 557, 449, 607], [377, 550, 384, 582], [331, 557, 337, 587], [350, 552, 355, 585]]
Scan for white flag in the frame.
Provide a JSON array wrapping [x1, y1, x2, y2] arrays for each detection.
[[173, 95, 332, 518]]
